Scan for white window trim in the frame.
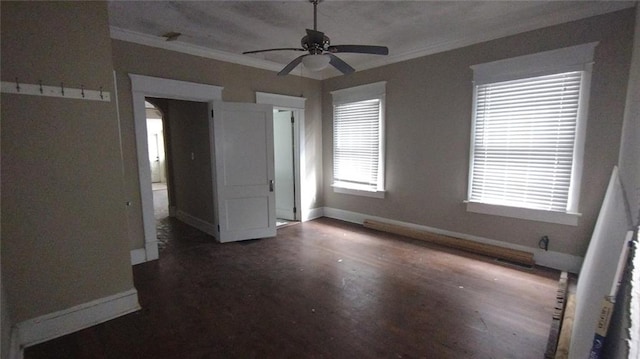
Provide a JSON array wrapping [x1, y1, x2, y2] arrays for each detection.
[[466, 201, 581, 226], [470, 42, 598, 84], [331, 81, 386, 198], [466, 43, 597, 226], [332, 185, 385, 198]]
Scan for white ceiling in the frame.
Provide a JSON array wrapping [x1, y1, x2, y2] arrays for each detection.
[[108, 1, 635, 79]]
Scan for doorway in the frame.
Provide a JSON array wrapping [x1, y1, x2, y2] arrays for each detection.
[[256, 92, 306, 228], [129, 75, 223, 264], [274, 109, 296, 223], [129, 76, 309, 264], [145, 100, 169, 220]]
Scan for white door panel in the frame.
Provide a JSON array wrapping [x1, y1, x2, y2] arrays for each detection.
[[213, 101, 276, 242], [220, 112, 269, 186], [225, 197, 270, 230]]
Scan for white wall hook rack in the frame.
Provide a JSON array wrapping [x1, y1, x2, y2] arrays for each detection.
[[1, 81, 111, 102]]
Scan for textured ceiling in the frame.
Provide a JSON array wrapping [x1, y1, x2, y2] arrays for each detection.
[[108, 1, 635, 78]]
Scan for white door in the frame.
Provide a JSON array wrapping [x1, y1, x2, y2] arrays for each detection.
[[147, 118, 164, 183], [213, 101, 276, 242], [149, 134, 161, 183], [273, 110, 296, 220]]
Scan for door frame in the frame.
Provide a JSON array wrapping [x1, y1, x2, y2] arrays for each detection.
[[130, 74, 223, 265], [256, 92, 306, 222], [272, 109, 297, 220]]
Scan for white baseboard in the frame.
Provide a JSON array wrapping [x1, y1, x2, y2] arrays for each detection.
[[9, 328, 22, 359], [323, 207, 368, 225], [175, 210, 217, 238], [145, 241, 159, 261], [322, 207, 583, 273], [13, 288, 140, 355], [535, 249, 583, 274], [130, 248, 146, 265], [130, 243, 159, 265], [302, 207, 324, 222]]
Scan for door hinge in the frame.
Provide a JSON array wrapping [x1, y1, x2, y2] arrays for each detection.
[[211, 110, 214, 118], [217, 224, 220, 232], [293, 207, 297, 214], [291, 114, 294, 123]]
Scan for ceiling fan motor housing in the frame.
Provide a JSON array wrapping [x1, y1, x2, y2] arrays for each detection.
[[241, 0, 387, 75], [302, 34, 330, 54]]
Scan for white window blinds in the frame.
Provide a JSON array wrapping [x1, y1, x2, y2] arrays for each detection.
[[469, 71, 583, 212], [333, 98, 382, 191]]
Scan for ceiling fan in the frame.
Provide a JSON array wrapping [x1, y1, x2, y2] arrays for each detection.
[[243, 0, 389, 76]]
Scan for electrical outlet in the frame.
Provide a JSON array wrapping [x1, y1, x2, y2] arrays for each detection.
[[538, 236, 549, 251]]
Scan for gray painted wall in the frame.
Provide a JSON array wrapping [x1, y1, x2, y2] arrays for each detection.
[[1, 1, 134, 323], [167, 100, 214, 224], [322, 9, 635, 258], [602, 5, 640, 358], [618, 6, 640, 228]]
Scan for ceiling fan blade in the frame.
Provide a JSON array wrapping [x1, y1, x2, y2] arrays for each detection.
[[278, 54, 307, 76], [328, 54, 355, 75], [305, 28, 325, 45], [328, 45, 389, 55], [243, 48, 305, 55]]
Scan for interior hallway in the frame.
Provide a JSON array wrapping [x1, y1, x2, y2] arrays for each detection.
[[25, 217, 559, 358], [152, 183, 168, 220]]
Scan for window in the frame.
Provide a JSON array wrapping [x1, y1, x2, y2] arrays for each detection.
[[331, 82, 386, 198], [467, 43, 597, 226]]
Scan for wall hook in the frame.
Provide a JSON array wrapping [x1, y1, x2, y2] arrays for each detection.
[[39, 80, 43, 94], [99, 86, 104, 100], [15, 78, 20, 92], [60, 82, 65, 96], [81, 85, 85, 98]]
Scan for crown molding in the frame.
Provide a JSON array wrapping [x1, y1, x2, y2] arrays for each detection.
[[352, 1, 635, 75], [109, 27, 324, 80]]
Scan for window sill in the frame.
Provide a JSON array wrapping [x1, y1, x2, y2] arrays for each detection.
[[465, 201, 580, 226], [333, 185, 385, 199]]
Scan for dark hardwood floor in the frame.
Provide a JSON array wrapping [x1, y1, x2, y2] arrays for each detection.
[[26, 217, 558, 359]]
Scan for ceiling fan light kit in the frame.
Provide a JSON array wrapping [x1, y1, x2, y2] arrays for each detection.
[[242, 0, 389, 76], [301, 54, 331, 71]]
